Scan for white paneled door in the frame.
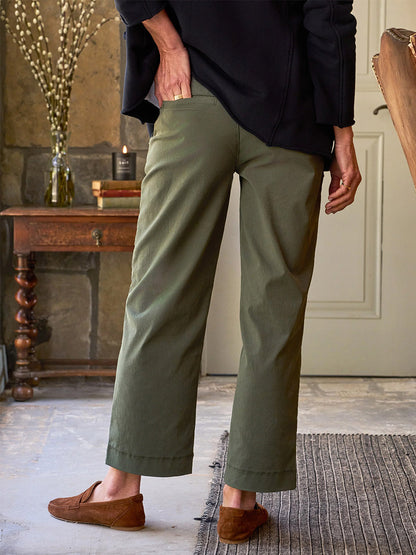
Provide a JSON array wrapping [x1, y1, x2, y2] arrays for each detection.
[[203, 0, 416, 376]]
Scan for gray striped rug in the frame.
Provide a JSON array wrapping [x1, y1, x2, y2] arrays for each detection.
[[195, 432, 416, 554]]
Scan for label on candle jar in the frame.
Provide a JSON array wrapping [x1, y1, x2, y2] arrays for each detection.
[[112, 147, 136, 180]]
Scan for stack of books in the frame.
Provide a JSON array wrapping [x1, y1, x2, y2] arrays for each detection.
[[92, 180, 142, 209]]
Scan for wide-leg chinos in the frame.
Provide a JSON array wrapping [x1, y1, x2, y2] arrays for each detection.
[[106, 80, 324, 492]]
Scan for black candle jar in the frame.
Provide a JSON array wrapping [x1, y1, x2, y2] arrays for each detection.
[[112, 146, 136, 180]]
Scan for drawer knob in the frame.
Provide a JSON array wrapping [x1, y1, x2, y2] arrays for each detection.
[[92, 229, 103, 247]]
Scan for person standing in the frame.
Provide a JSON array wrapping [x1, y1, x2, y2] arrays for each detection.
[[49, 0, 361, 545]]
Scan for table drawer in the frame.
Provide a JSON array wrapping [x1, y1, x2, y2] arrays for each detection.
[[13, 218, 138, 252]]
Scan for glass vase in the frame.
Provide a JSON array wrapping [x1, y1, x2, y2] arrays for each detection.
[[44, 131, 74, 207]]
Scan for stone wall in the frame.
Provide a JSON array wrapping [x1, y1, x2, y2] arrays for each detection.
[[0, 0, 150, 364]]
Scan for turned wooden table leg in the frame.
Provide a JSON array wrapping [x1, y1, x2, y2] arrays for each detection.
[[13, 253, 38, 401], [27, 253, 41, 385]]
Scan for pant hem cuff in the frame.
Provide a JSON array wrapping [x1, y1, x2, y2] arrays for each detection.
[[223, 463, 296, 492], [106, 444, 193, 477]]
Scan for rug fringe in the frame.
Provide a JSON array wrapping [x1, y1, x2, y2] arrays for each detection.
[[194, 430, 229, 555]]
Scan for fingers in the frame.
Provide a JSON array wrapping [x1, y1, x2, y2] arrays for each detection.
[[325, 140, 362, 215], [325, 173, 361, 215], [328, 173, 341, 197], [180, 79, 192, 99], [171, 80, 192, 101], [155, 81, 190, 103], [163, 81, 188, 101], [155, 90, 164, 107], [324, 187, 353, 214], [156, 80, 188, 103], [156, 78, 191, 104]]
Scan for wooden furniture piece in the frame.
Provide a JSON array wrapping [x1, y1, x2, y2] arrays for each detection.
[[372, 29, 416, 189], [0, 206, 139, 402]]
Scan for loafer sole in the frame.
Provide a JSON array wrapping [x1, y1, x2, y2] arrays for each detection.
[[50, 513, 145, 531], [219, 536, 253, 545]]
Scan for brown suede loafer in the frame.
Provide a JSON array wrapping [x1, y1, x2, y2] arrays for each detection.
[[48, 481, 145, 531], [217, 502, 268, 544]]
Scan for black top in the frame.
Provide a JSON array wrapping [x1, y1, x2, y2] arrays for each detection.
[[115, 0, 357, 166]]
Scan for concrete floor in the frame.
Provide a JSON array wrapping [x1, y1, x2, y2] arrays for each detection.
[[0, 376, 415, 554]]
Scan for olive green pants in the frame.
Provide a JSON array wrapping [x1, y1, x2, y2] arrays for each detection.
[[106, 80, 324, 492]]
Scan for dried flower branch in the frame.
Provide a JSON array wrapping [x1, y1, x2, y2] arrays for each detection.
[[0, 0, 120, 133]]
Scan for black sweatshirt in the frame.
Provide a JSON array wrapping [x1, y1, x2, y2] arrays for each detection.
[[116, 0, 357, 165]]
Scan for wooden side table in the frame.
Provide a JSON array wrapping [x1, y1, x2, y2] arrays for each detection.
[[0, 206, 139, 401]]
